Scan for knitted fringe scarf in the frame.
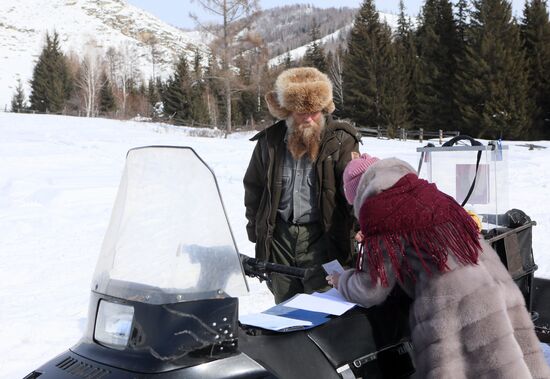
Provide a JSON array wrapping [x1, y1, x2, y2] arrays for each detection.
[[357, 173, 482, 287]]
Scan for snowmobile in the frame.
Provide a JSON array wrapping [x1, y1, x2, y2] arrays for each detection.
[[25, 146, 549, 379]]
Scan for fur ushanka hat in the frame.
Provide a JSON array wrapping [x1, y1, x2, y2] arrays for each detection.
[[265, 67, 336, 119]]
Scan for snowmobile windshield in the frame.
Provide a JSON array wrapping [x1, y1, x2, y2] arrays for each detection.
[[91, 147, 248, 304]]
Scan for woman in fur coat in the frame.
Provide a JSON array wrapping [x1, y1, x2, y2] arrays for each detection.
[[327, 154, 550, 379]]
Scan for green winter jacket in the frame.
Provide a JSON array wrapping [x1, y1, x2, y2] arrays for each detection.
[[243, 116, 360, 265]]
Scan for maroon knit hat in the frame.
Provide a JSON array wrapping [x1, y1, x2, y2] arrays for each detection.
[[343, 153, 380, 204]]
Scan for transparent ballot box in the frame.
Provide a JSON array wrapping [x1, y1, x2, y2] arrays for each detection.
[[416, 138, 509, 228]]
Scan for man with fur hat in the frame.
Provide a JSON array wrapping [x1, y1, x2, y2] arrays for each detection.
[[327, 155, 550, 378], [243, 67, 360, 303]]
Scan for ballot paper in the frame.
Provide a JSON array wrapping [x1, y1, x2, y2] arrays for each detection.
[[312, 288, 348, 302], [284, 293, 356, 316], [322, 259, 345, 275]]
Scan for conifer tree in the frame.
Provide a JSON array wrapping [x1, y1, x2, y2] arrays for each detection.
[[381, 42, 412, 134], [29, 32, 73, 113], [147, 77, 160, 109], [326, 50, 334, 71], [391, 0, 417, 129], [342, 0, 399, 132], [138, 82, 147, 97], [456, 0, 470, 43], [234, 54, 259, 127], [11, 79, 27, 112], [149, 77, 165, 119], [283, 51, 293, 68], [452, 0, 471, 132], [521, 0, 550, 139], [155, 77, 165, 104], [304, 19, 327, 72], [455, 0, 530, 139], [190, 48, 210, 124], [204, 52, 224, 127], [162, 54, 192, 125], [415, 0, 460, 132], [99, 71, 116, 115], [327, 47, 345, 115]]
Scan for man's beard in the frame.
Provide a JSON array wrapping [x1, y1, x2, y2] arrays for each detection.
[[286, 116, 325, 161]]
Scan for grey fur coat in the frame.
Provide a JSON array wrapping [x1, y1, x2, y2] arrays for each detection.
[[338, 158, 550, 379]]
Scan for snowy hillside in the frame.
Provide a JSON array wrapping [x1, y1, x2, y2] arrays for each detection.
[[0, 113, 549, 378], [0, 0, 209, 110], [269, 24, 353, 67], [269, 11, 407, 67]]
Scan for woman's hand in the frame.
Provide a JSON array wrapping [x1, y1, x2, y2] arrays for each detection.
[[326, 272, 341, 289]]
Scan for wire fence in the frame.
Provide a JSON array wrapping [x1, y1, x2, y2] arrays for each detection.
[[356, 125, 460, 145]]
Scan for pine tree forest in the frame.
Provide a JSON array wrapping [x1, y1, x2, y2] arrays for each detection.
[[15, 0, 550, 140]]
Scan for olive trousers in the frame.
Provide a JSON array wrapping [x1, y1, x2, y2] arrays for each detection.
[[268, 216, 331, 304]]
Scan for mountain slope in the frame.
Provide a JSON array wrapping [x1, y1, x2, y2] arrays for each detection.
[[251, 4, 357, 58], [266, 9, 405, 67], [0, 0, 208, 109]]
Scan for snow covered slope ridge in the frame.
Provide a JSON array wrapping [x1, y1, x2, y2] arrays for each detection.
[[268, 11, 408, 67], [0, 0, 208, 109]]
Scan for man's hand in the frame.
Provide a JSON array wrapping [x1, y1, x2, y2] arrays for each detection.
[[326, 272, 341, 289]]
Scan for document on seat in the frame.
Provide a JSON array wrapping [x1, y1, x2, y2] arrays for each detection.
[[311, 288, 364, 308], [239, 289, 358, 331], [284, 292, 356, 316], [239, 313, 313, 331]]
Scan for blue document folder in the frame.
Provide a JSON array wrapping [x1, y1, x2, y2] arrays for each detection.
[[264, 304, 330, 329]]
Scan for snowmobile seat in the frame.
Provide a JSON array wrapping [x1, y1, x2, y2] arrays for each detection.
[[532, 277, 550, 343], [239, 286, 414, 379], [306, 286, 414, 379]]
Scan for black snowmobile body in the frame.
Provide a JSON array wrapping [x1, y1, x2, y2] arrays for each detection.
[[28, 288, 414, 379], [482, 211, 550, 342], [25, 146, 549, 379]]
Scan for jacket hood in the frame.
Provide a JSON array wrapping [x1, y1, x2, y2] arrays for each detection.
[[353, 158, 416, 219]]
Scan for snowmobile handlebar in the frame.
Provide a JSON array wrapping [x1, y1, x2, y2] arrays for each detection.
[[239, 254, 307, 282]]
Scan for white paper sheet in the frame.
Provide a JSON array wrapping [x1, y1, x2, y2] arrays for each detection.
[[312, 288, 347, 302], [239, 312, 313, 331], [322, 259, 345, 275], [284, 293, 356, 316]]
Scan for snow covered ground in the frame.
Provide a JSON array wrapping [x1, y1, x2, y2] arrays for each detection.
[[0, 112, 549, 378]]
